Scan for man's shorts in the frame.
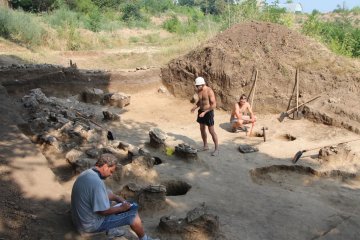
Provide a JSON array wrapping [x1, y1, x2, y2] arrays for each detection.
[[230, 115, 256, 124], [197, 109, 214, 126], [96, 202, 138, 232]]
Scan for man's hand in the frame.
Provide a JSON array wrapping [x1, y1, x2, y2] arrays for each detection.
[[199, 111, 206, 118], [191, 106, 197, 113], [119, 202, 131, 212]]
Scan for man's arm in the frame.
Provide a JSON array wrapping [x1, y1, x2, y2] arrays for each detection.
[[191, 97, 200, 113], [246, 103, 255, 122], [108, 192, 125, 203], [96, 202, 132, 216], [96, 192, 131, 216], [233, 103, 242, 120]]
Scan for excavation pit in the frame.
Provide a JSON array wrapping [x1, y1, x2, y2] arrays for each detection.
[[250, 165, 358, 189], [153, 156, 163, 165], [161, 180, 192, 196], [278, 133, 297, 141]]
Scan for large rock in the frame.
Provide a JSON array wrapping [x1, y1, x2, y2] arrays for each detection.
[[159, 204, 220, 239], [175, 143, 198, 159], [81, 88, 104, 103], [65, 149, 85, 164], [103, 92, 131, 108], [137, 185, 167, 211], [102, 111, 121, 121], [149, 128, 167, 148], [73, 158, 97, 173], [118, 184, 167, 212]]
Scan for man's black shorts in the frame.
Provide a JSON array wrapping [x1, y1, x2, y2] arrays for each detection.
[[197, 109, 214, 126]]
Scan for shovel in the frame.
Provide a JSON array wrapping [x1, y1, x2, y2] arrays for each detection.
[[278, 95, 321, 122], [292, 138, 360, 164], [292, 68, 303, 120], [75, 111, 115, 140]]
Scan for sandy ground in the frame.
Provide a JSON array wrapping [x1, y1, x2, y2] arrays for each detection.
[[111, 85, 360, 240]]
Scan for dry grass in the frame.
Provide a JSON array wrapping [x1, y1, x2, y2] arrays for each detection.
[[0, 26, 216, 71]]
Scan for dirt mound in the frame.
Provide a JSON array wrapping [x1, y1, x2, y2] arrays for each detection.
[[161, 21, 360, 132]]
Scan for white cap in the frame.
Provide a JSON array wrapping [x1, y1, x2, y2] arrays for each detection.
[[195, 77, 205, 86]]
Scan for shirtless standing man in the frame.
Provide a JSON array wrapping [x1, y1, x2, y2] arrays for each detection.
[[230, 94, 256, 132], [190, 77, 219, 156]]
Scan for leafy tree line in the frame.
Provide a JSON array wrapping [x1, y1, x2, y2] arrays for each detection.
[[2, 0, 360, 58], [302, 12, 360, 57]]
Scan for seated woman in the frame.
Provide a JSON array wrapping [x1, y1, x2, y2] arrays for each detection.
[[230, 94, 257, 132]]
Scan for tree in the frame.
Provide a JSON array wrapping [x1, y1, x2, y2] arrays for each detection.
[[199, 0, 226, 15], [178, 0, 196, 6], [9, 0, 56, 12]]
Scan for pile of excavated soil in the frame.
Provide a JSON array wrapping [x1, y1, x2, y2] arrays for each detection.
[[161, 21, 360, 133]]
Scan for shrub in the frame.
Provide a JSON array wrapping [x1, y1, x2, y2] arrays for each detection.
[[237, 0, 259, 21], [46, 6, 81, 29], [178, 0, 195, 6], [86, 9, 102, 32], [91, 0, 122, 9], [142, 0, 174, 14], [0, 7, 45, 46], [121, 2, 142, 21], [162, 15, 181, 33], [302, 14, 360, 57], [65, 0, 97, 14], [260, 2, 287, 24], [199, 0, 226, 15]]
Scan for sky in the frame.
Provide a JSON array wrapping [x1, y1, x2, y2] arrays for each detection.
[[272, 0, 360, 13]]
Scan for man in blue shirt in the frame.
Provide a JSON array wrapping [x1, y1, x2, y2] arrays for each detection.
[[71, 153, 158, 240]]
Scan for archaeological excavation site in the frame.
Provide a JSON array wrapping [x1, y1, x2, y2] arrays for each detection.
[[1, 21, 360, 240]]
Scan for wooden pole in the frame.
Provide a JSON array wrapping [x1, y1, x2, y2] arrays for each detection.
[[251, 69, 258, 109], [296, 68, 299, 112], [247, 68, 258, 102]]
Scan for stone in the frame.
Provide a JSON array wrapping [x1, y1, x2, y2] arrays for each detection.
[[30, 118, 50, 132], [118, 141, 131, 151], [328, 98, 338, 103], [319, 145, 338, 158], [81, 88, 104, 103], [158, 87, 167, 93], [138, 148, 151, 157], [238, 144, 259, 153], [65, 149, 85, 164], [73, 158, 97, 173], [159, 205, 220, 239], [22, 95, 39, 108], [175, 143, 198, 159], [138, 185, 167, 211], [85, 148, 102, 159], [29, 88, 50, 104], [132, 155, 154, 168], [38, 134, 59, 148], [103, 92, 131, 108], [149, 128, 167, 148], [102, 111, 121, 121], [186, 204, 207, 223]]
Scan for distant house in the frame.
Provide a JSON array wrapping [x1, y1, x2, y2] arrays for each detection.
[[279, 3, 303, 13]]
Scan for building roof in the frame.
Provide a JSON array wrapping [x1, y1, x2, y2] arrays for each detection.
[[279, 3, 303, 13]]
